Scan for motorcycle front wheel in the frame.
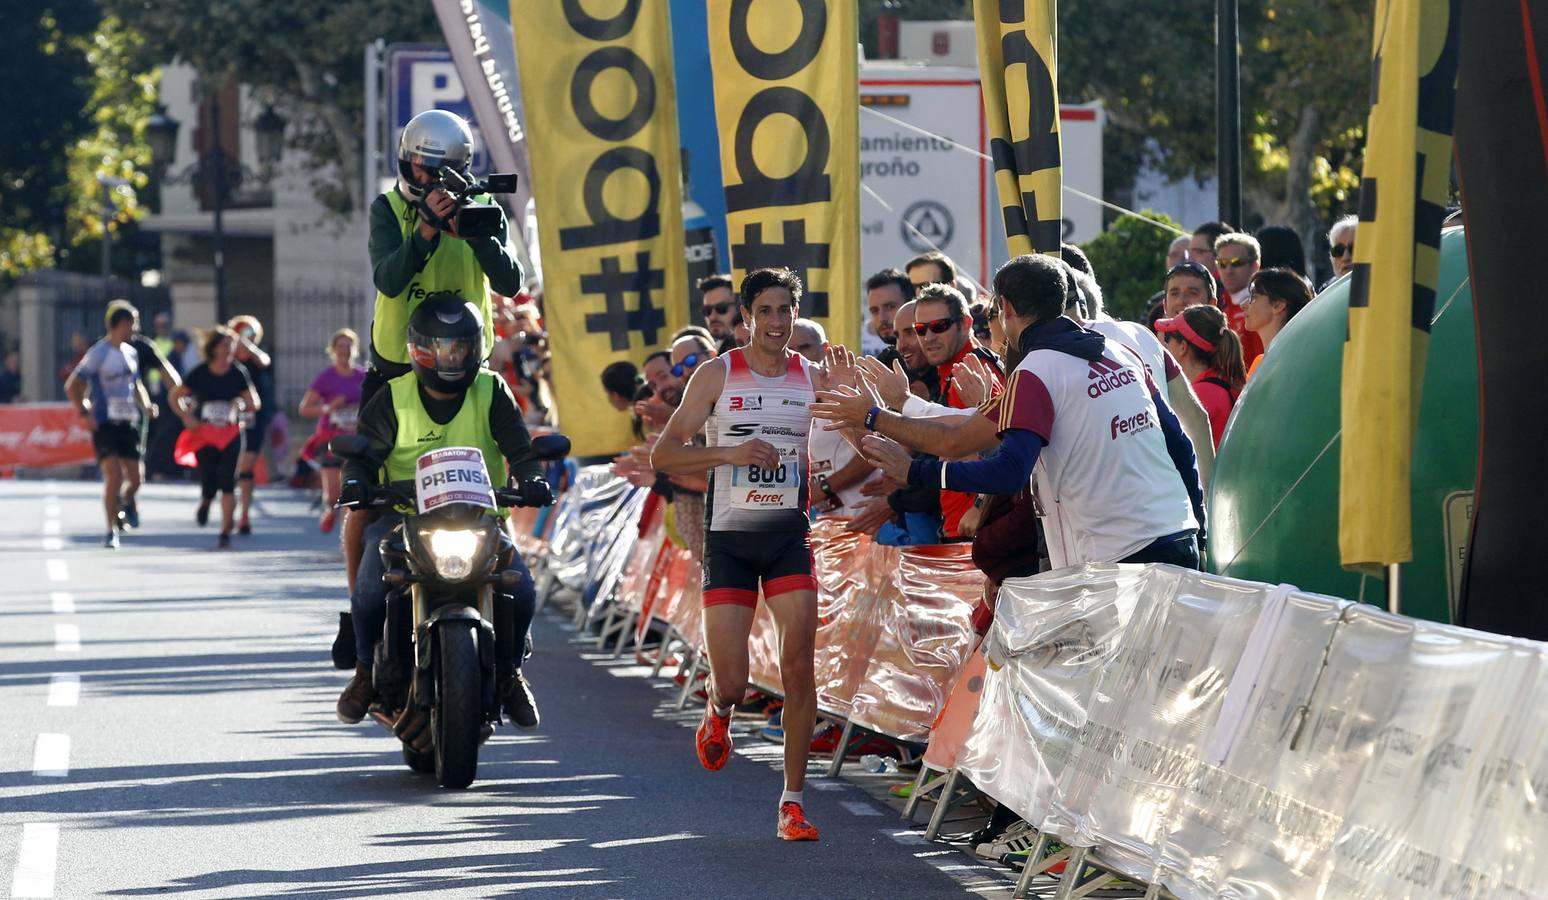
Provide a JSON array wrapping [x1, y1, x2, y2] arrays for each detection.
[[433, 622, 482, 788]]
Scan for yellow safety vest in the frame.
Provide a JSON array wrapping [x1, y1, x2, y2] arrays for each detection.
[[371, 190, 495, 366], [382, 371, 507, 517]]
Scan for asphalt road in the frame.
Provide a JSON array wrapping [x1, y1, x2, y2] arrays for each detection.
[[0, 478, 1014, 899]]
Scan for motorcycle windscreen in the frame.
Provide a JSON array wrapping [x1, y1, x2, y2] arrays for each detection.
[[414, 447, 497, 514]]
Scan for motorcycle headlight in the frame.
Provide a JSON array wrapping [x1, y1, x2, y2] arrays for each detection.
[[427, 529, 480, 581]]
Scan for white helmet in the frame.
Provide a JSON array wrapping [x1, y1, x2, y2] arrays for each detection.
[[396, 110, 474, 201]]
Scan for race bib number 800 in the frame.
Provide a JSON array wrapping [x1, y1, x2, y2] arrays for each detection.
[[728, 453, 799, 510]]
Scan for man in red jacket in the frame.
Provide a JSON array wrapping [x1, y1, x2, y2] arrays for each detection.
[[910, 283, 1004, 540]]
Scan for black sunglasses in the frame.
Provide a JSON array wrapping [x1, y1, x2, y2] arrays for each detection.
[[670, 353, 700, 378], [702, 301, 733, 317], [1331, 242, 1354, 258]]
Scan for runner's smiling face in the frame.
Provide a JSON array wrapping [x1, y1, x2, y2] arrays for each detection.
[[747, 287, 796, 355]]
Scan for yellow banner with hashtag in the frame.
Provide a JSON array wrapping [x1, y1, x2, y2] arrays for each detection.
[[705, 0, 860, 350], [513, 3, 688, 458]]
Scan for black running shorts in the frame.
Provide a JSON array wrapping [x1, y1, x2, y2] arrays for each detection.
[[701, 529, 816, 609]]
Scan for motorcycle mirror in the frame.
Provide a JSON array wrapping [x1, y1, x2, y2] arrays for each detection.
[[329, 434, 370, 460], [530, 434, 570, 461]]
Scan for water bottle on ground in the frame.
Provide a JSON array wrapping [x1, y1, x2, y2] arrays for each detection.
[[860, 754, 899, 774]]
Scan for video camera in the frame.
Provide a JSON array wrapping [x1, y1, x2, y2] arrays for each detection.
[[418, 169, 519, 241]]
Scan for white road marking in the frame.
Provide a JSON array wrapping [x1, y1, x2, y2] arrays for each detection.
[[45, 560, 68, 582], [589, 832, 701, 849], [840, 800, 883, 816], [54, 625, 80, 652], [49, 593, 74, 615], [32, 734, 71, 777], [47, 675, 80, 707], [42, 520, 60, 535], [42, 504, 60, 518], [9, 822, 59, 898], [41, 537, 63, 552]]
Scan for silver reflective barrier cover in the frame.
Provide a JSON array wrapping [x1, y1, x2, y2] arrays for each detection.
[[548, 465, 625, 590], [954, 563, 1157, 825], [1320, 616, 1532, 899], [1160, 588, 1349, 899], [1462, 645, 1548, 897], [1041, 567, 1268, 883], [581, 487, 647, 621]]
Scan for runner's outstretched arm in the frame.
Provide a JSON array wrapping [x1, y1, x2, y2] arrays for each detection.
[[650, 360, 778, 476]]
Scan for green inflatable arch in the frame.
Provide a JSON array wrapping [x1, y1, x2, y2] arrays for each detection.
[[1208, 225, 1477, 623]]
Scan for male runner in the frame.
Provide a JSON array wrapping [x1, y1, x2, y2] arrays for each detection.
[[66, 300, 151, 548], [651, 267, 824, 842]]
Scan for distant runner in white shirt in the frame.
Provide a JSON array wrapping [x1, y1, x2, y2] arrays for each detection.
[[813, 254, 1207, 570], [65, 300, 151, 549]]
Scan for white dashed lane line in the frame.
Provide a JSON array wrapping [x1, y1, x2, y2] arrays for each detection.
[[48, 593, 73, 615], [840, 800, 884, 817], [53, 626, 80, 653], [46, 675, 80, 708], [42, 520, 60, 535], [40, 538, 62, 552], [44, 561, 67, 583], [9, 822, 60, 898], [31, 734, 71, 778]]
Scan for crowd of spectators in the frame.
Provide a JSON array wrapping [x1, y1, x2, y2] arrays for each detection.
[[590, 216, 1343, 855]]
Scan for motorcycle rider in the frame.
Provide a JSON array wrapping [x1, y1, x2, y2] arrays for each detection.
[[339, 109, 526, 660], [334, 294, 548, 732]]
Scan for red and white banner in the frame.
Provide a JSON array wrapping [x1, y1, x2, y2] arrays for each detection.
[[0, 404, 95, 469]]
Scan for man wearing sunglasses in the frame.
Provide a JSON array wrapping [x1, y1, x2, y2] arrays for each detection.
[[912, 283, 1005, 540], [1327, 214, 1357, 281], [698, 274, 737, 341], [1212, 232, 1264, 364]]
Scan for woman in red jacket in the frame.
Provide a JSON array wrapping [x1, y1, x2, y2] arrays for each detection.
[[1155, 305, 1245, 448]]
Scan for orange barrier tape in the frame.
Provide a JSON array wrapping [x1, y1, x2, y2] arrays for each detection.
[[847, 542, 981, 741], [606, 506, 983, 739]]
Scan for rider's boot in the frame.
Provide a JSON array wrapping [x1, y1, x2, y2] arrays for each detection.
[[498, 666, 540, 730], [336, 662, 375, 724]]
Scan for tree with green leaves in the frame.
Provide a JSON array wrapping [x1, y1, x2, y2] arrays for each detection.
[[1060, 0, 1371, 245], [0, 4, 156, 281], [1080, 210, 1185, 322], [102, 0, 440, 216]]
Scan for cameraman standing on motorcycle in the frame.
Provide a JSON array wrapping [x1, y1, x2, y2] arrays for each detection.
[[339, 110, 526, 647], [335, 294, 549, 732]]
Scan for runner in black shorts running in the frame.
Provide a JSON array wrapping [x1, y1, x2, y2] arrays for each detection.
[[65, 300, 151, 549], [652, 267, 829, 842]]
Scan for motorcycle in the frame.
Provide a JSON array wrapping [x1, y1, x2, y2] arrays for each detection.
[[331, 433, 569, 788]]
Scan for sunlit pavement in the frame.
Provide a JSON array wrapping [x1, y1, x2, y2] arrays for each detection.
[[0, 479, 1013, 898]]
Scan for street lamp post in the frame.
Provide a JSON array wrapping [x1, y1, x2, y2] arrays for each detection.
[[96, 175, 129, 303], [145, 91, 284, 327]]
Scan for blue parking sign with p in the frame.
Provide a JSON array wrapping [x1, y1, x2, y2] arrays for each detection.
[[387, 44, 490, 176]]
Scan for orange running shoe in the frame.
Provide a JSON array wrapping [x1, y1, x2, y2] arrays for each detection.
[[777, 802, 820, 841], [695, 702, 732, 770]]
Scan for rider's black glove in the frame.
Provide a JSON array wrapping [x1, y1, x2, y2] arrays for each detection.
[[516, 478, 554, 508], [336, 480, 372, 508]]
